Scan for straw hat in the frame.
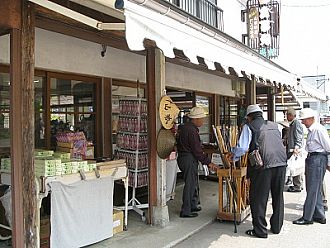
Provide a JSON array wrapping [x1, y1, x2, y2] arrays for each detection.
[[157, 128, 176, 159], [159, 96, 180, 129], [299, 108, 315, 119], [246, 104, 262, 116], [188, 106, 207, 119]]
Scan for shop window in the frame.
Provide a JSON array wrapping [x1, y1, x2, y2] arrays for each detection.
[[0, 72, 46, 152], [0, 73, 10, 155], [35, 76, 46, 148], [196, 95, 211, 143], [50, 78, 96, 147], [219, 96, 239, 128]]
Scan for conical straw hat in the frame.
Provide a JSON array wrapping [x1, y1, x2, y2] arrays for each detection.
[[157, 128, 176, 159]]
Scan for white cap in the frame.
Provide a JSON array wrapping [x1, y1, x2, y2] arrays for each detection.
[[188, 106, 207, 119], [246, 104, 262, 116], [299, 108, 316, 119]]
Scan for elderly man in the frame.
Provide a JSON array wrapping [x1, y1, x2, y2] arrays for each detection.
[[230, 104, 287, 238], [293, 108, 330, 225], [176, 106, 218, 218], [286, 108, 304, 192]]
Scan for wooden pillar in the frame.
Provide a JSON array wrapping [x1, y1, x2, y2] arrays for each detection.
[[267, 87, 275, 121], [102, 78, 112, 157], [245, 76, 256, 105], [146, 47, 169, 226], [146, 47, 157, 224], [10, 1, 37, 247]]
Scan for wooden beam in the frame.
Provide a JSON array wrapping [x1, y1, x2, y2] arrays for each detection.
[[146, 47, 157, 224], [35, 15, 128, 51], [0, 0, 21, 30]]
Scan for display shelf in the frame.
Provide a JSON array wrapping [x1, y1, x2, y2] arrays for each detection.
[[115, 97, 149, 221]]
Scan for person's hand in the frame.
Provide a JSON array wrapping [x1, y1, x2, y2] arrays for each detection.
[[293, 148, 300, 156], [226, 152, 234, 162], [208, 162, 218, 172]]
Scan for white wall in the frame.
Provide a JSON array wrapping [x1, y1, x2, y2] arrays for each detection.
[[0, 28, 234, 97], [220, 0, 246, 42], [0, 29, 146, 81]]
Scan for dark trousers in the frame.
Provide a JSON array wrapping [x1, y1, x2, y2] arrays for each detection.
[[177, 153, 199, 215], [249, 166, 286, 237], [303, 154, 327, 221]]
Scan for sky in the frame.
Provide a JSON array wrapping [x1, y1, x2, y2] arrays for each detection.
[[275, 0, 330, 93]]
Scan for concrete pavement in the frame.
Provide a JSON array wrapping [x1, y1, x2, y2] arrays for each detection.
[[175, 173, 330, 248]]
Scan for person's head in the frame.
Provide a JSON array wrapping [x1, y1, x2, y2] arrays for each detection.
[[286, 108, 296, 122], [188, 106, 207, 127], [299, 108, 315, 128], [245, 104, 263, 123]]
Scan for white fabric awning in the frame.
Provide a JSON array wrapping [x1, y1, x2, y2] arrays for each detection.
[[124, 1, 297, 88], [296, 79, 327, 101]]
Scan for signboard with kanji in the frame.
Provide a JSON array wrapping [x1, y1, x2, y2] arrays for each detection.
[[159, 95, 180, 129]]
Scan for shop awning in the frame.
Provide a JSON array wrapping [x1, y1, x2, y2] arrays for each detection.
[[296, 79, 327, 101], [123, 0, 297, 89]]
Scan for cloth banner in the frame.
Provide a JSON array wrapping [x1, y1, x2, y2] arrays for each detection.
[[50, 177, 114, 248]]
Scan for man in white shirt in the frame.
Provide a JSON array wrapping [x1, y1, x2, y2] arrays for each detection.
[[293, 108, 330, 225]]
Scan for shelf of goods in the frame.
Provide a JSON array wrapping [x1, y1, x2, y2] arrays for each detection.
[[212, 125, 251, 223], [115, 97, 148, 221]]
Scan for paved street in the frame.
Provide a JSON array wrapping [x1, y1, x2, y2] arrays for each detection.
[[175, 173, 330, 248]]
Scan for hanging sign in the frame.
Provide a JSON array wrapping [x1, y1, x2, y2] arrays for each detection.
[[159, 95, 180, 129]]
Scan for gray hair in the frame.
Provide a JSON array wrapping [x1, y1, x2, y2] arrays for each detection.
[[286, 108, 296, 116]]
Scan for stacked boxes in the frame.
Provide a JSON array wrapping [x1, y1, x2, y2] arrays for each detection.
[[35, 158, 61, 177], [1, 149, 108, 177], [53, 152, 71, 160], [34, 149, 54, 158]]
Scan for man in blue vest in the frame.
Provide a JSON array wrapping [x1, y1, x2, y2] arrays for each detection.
[[229, 104, 287, 238]]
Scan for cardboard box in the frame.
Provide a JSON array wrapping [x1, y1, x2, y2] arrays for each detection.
[[113, 210, 124, 235], [57, 141, 74, 148]]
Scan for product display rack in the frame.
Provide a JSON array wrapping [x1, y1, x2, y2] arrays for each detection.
[[115, 97, 148, 221]]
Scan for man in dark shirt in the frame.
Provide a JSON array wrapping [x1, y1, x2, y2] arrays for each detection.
[[177, 106, 218, 218]]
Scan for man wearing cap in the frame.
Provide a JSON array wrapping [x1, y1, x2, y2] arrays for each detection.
[[176, 106, 218, 218], [286, 108, 304, 192], [229, 104, 287, 238], [293, 108, 330, 225]]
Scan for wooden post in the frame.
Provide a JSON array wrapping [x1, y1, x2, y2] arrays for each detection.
[[102, 78, 112, 157], [10, 1, 37, 247], [245, 76, 257, 105], [267, 87, 275, 121], [146, 47, 157, 224]]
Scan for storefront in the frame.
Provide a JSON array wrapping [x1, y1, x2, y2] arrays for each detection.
[[0, 0, 303, 246]]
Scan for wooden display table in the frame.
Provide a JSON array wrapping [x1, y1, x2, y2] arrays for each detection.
[[217, 167, 250, 223]]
